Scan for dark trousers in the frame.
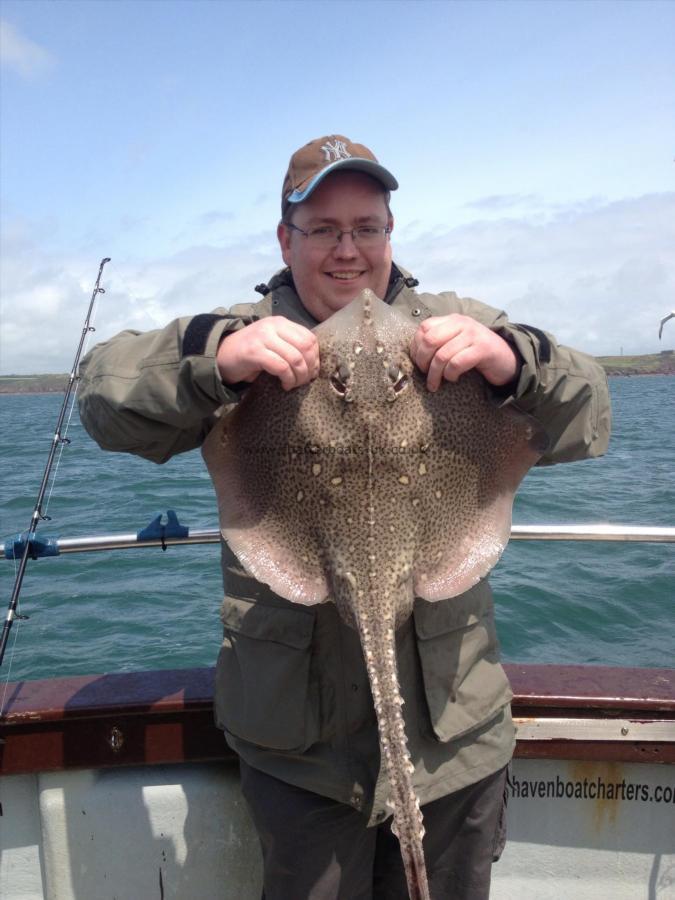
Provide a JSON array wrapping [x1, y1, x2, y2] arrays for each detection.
[[239, 760, 509, 900]]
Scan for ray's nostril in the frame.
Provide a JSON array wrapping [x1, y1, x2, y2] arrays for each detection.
[[330, 374, 346, 395], [338, 362, 351, 382], [330, 362, 352, 396], [388, 364, 409, 394]]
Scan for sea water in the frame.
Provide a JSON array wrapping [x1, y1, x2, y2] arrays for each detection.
[[0, 377, 672, 683]]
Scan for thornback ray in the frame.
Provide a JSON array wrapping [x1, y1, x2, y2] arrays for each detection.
[[202, 289, 548, 900]]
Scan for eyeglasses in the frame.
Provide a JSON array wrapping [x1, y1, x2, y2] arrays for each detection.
[[286, 223, 392, 247]]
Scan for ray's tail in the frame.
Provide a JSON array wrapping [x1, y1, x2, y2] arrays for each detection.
[[358, 612, 431, 900]]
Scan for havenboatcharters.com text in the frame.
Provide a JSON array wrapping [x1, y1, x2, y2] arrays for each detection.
[[510, 774, 674, 804]]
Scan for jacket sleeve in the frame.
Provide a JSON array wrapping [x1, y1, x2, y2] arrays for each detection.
[[78, 309, 251, 464], [421, 291, 611, 465], [496, 320, 611, 466]]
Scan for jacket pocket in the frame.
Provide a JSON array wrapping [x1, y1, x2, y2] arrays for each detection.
[[414, 581, 513, 743], [214, 595, 320, 752]]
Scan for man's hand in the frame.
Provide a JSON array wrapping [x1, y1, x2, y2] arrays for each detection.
[[217, 317, 319, 391], [410, 315, 520, 392]]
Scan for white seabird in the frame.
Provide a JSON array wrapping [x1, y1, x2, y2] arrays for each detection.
[[659, 311, 675, 340]]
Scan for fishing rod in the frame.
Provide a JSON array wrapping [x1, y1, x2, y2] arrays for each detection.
[[0, 257, 110, 668]]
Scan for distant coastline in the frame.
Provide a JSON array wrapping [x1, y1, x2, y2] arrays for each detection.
[[1, 352, 673, 393], [595, 351, 674, 377], [0, 374, 72, 394]]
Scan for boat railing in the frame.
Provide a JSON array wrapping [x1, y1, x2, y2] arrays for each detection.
[[2, 515, 674, 560]]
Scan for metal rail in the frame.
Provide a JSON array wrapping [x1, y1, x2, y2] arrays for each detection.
[[1, 524, 673, 560], [509, 524, 675, 542]]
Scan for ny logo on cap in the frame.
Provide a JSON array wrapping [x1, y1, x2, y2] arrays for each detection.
[[321, 140, 351, 163]]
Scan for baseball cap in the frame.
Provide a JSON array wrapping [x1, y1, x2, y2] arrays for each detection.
[[281, 135, 398, 215]]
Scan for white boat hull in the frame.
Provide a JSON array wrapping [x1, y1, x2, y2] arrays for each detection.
[[2, 756, 673, 899], [1, 664, 673, 898]]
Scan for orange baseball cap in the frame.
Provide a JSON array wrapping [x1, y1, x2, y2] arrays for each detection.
[[281, 135, 398, 215]]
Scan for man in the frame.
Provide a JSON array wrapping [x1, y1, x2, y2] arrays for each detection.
[[78, 135, 611, 899]]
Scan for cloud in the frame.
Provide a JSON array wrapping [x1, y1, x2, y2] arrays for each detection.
[[464, 193, 540, 211], [0, 19, 54, 79], [1, 192, 673, 374], [0, 223, 280, 374], [195, 210, 235, 228], [396, 192, 675, 356]]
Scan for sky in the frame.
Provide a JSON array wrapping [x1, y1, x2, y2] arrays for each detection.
[[1, 0, 674, 374]]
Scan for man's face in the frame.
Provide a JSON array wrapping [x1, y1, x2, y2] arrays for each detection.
[[277, 171, 393, 322]]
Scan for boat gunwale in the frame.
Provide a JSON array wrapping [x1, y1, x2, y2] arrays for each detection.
[[1, 664, 673, 775], [2, 663, 673, 721]]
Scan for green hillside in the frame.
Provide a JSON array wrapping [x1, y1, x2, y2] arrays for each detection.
[[596, 352, 674, 376], [1, 352, 673, 394], [0, 374, 70, 394]]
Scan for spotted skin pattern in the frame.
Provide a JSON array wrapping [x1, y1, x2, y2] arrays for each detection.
[[203, 290, 547, 900]]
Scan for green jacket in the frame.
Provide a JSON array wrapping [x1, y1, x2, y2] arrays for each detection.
[[78, 264, 611, 823]]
